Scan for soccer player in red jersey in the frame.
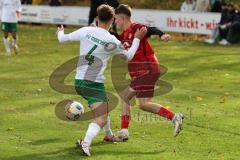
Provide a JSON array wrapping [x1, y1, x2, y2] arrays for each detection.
[[113, 4, 184, 141]]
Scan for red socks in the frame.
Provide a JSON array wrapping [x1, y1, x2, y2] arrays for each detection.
[[158, 107, 175, 120], [121, 115, 131, 129], [121, 107, 174, 129]]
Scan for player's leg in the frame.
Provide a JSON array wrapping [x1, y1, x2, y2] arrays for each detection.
[[116, 86, 136, 141], [3, 32, 11, 56], [137, 97, 184, 137], [103, 115, 113, 137], [132, 65, 184, 137], [104, 87, 135, 142], [77, 102, 108, 156], [85, 102, 109, 145], [103, 115, 119, 142], [138, 97, 174, 120], [2, 23, 11, 56], [121, 86, 135, 127], [10, 23, 19, 55], [75, 80, 115, 155]]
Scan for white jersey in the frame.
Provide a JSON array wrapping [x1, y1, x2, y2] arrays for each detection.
[[0, 0, 21, 23], [58, 26, 140, 83]]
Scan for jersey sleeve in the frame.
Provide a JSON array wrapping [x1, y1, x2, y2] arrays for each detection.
[[133, 23, 165, 38], [16, 0, 21, 12], [0, 1, 3, 10], [58, 27, 87, 43], [132, 23, 150, 39], [110, 36, 140, 61], [146, 27, 165, 38]]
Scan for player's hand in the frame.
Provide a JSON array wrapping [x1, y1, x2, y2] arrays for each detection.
[[57, 25, 64, 35], [161, 34, 171, 42], [134, 27, 147, 40], [16, 11, 21, 19], [220, 24, 227, 29], [225, 22, 232, 28]]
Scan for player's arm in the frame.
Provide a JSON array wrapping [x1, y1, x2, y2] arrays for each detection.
[[0, 1, 3, 10], [113, 27, 147, 61], [57, 25, 86, 43], [16, 0, 22, 19], [147, 27, 171, 42], [147, 27, 165, 37]]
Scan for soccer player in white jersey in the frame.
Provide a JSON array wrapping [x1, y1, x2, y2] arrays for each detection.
[[57, 4, 147, 156], [0, 0, 21, 56]]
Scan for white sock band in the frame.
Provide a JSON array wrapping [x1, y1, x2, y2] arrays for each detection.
[[103, 116, 113, 136], [3, 38, 10, 53], [84, 122, 101, 146]]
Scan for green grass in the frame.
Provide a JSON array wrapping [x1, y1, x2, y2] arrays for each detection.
[[0, 25, 240, 160]]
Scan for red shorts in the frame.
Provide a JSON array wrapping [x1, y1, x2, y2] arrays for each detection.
[[128, 62, 160, 98]]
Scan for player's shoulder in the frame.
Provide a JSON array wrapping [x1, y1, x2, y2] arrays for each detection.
[[81, 26, 110, 34], [80, 26, 95, 31], [75, 26, 98, 35], [131, 22, 146, 30], [109, 34, 120, 44]]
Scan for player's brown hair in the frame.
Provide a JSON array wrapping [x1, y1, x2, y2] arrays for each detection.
[[115, 4, 132, 17], [97, 4, 115, 23], [227, 3, 234, 8]]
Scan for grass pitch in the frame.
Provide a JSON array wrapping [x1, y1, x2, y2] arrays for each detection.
[[0, 25, 240, 160]]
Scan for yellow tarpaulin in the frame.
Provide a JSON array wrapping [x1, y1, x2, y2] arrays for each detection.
[[32, 0, 43, 5]]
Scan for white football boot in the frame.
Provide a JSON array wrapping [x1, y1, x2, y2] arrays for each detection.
[[219, 39, 230, 45], [12, 43, 19, 55], [172, 113, 184, 137], [76, 140, 91, 156], [205, 39, 215, 44], [117, 129, 129, 141]]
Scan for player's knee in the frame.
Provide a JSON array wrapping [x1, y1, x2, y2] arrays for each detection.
[[139, 103, 148, 111], [121, 94, 131, 103], [95, 115, 108, 127]]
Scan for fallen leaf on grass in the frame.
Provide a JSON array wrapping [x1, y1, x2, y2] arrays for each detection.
[[219, 96, 227, 103], [196, 96, 203, 102], [7, 128, 14, 131]]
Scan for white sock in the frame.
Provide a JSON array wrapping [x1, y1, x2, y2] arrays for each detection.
[[83, 122, 101, 146], [103, 116, 113, 136], [3, 38, 10, 54], [121, 128, 129, 132], [12, 38, 17, 46]]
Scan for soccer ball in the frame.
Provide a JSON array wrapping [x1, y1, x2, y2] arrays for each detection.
[[65, 101, 84, 121]]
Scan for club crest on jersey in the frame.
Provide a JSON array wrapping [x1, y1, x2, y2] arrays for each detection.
[[104, 42, 117, 52], [128, 33, 133, 39]]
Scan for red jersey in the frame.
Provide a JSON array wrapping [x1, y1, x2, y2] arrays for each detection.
[[120, 23, 159, 63]]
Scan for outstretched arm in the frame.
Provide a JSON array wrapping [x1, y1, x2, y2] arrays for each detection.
[[16, 0, 22, 19], [147, 26, 171, 42], [57, 25, 86, 43], [57, 27, 68, 43], [147, 27, 165, 37]]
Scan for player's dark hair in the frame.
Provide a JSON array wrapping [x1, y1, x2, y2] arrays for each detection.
[[115, 4, 132, 17], [221, 2, 227, 6], [227, 3, 234, 8], [97, 4, 115, 23]]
